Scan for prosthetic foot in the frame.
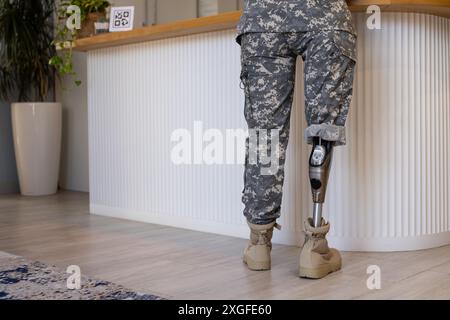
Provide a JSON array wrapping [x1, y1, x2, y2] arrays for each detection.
[[243, 220, 281, 271], [299, 137, 341, 278]]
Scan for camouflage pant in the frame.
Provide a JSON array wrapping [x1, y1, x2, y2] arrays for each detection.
[[239, 31, 357, 225]]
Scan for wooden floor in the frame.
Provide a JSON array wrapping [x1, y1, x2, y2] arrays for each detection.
[[1, 190, 450, 299]]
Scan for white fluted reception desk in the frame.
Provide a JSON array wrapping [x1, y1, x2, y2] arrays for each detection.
[[76, 4, 450, 251]]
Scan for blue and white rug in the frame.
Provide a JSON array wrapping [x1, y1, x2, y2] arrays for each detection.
[[0, 251, 164, 300]]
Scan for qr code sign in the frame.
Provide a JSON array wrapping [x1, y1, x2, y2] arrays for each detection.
[[114, 10, 131, 28], [109, 6, 134, 32]]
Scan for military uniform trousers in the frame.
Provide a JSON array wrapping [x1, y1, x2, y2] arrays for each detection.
[[239, 30, 357, 225]]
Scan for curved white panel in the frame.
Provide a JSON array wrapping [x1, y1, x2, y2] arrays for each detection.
[[326, 13, 450, 251], [88, 12, 450, 251]]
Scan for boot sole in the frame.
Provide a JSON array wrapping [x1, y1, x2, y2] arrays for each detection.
[[298, 263, 341, 279], [243, 256, 271, 271]]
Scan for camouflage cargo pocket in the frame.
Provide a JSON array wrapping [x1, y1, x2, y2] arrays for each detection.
[[240, 62, 254, 121], [330, 31, 357, 63]]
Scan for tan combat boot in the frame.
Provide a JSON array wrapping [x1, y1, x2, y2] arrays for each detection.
[[243, 220, 281, 271], [298, 218, 341, 279]]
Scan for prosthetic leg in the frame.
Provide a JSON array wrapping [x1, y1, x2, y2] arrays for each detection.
[[309, 137, 334, 227], [298, 137, 342, 278]]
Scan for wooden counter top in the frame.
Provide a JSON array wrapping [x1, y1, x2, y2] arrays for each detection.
[[74, 0, 450, 52]]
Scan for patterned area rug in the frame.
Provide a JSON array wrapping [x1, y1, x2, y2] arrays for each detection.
[[0, 251, 164, 300]]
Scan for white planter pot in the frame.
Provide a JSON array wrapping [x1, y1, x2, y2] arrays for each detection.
[[11, 102, 62, 196]]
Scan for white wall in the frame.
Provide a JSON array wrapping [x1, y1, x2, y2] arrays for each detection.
[[56, 52, 89, 192]]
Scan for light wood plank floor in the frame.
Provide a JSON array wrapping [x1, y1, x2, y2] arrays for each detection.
[[1, 190, 450, 299]]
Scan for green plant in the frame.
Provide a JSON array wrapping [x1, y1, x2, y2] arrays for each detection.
[[49, 0, 110, 86], [49, 15, 79, 87], [0, 0, 56, 102]]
